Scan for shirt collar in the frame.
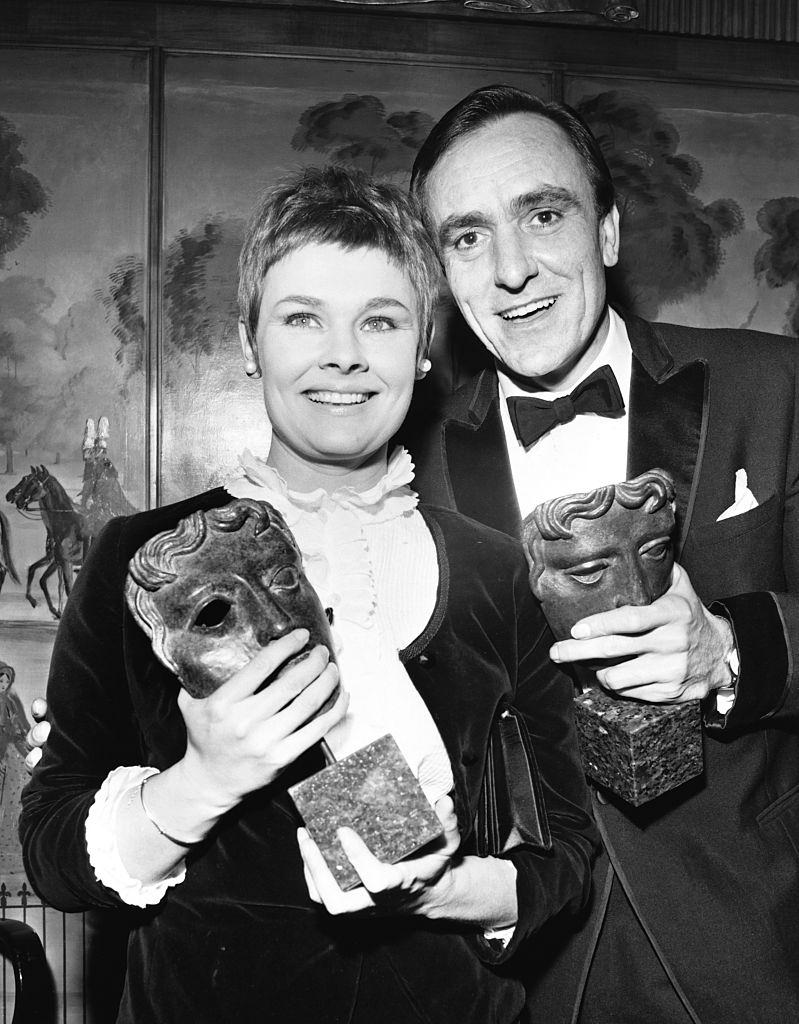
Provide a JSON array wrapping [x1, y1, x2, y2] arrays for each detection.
[[497, 307, 632, 405]]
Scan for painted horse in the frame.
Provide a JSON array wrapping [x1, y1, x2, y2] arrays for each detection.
[[5, 466, 89, 619]]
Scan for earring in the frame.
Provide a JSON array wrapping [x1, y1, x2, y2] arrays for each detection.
[[244, 358, 261, 380], [415, 357, 432, 380]]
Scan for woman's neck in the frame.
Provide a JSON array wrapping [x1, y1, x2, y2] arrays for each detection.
[[266, 438, 391, 495]]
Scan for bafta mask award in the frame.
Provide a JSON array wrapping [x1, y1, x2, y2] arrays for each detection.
[[126, 498, 441, 888], [522, 469, 703, 806]]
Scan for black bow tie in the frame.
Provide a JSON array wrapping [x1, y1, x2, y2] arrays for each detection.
[[506, 364, 625, 448]]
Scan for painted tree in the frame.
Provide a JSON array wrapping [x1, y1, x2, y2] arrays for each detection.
[[576, 91, 744, 319], [292, 94, 434, 176], [0, 276, 56, 473], [96, 255, 146, 380], [749, 197, 799, 337], [164, 220, 225, 374], [0, 115, 49, 267]]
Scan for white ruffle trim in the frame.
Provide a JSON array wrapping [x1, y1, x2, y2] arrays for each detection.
[[86, 766, 186, 908]]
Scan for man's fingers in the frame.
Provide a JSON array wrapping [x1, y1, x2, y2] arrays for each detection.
[[30, 698, 48, 722], [26, 720, 50, 749], [25, 747, 42, 772]]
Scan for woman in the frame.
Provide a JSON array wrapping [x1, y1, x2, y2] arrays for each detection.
[[20, 166, 596, 1024]]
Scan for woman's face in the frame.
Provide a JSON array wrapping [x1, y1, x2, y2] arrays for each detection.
[[245, 242, 421, 480]]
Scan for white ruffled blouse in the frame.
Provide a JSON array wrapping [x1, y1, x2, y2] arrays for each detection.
[[226, 446, 454, 806]]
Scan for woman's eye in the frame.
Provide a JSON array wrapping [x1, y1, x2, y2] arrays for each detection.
[[284, 312, 318, 328], [191, 598, 232, 630], [362, 316, 395, 332], [271, 565, 300, 591]]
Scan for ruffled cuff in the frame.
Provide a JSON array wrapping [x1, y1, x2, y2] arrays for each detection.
[[85, 766, 187, 908]]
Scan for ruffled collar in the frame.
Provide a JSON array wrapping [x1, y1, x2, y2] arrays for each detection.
[[225, 445, 419, 525]]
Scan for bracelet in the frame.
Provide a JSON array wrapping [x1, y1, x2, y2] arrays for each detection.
[[139, 776, 200, 849]]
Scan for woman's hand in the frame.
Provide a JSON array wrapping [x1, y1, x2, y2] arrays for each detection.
[[298, 795, 461, 917], [175, 628, 346, 816]]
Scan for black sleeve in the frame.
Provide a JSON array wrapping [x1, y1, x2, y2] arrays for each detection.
[[20, 517, 143, 912]]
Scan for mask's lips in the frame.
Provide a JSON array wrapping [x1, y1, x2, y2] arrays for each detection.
[[499, 295, 557, 322]]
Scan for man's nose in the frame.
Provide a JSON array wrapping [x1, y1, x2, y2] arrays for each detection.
[[493, 226, 538, 291]]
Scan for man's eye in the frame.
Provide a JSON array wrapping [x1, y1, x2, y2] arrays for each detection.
[[453, 230, 482, 251], [271, 565, 300, 591], [362, 316, 395, 332], [284, 312, 318, 328], [529, 209, 561, 229]]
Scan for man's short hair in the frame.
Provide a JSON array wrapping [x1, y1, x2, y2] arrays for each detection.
[[410, 84, 615, 225], [238, 165, 440, 356]]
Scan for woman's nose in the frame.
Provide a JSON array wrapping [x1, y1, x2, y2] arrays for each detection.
[[321, 328, 368, 373]]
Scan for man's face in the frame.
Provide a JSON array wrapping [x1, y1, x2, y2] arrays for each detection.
[[141, 514, 333, 699], [524, 500, 674, 641], [424, 112, 620, 389]]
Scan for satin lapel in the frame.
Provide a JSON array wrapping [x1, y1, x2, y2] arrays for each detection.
[[626, 328, 709, 560], [443, 375, 521, 539]]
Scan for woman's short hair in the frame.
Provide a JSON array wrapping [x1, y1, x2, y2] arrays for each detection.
[[410, 84, 615, 226], [238, 165, 440, 356]]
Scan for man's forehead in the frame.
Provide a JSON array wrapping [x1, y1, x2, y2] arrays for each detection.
[[425, 112, 591, 215]]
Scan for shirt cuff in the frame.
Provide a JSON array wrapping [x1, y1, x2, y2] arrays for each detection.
[[482, 923, 516, 948], [85, 765, 187, 908]]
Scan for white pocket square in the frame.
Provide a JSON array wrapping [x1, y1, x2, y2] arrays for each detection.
[[717, 468, 759, 521]]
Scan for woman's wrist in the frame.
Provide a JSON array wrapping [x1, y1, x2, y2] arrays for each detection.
[[422, 856, 518, 930]]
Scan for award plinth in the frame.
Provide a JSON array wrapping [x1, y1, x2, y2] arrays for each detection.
[[289, 733, 442, 891], [574, 685, 703, 806]]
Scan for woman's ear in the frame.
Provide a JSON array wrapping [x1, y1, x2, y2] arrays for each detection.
[[238, 319, 262, 379]]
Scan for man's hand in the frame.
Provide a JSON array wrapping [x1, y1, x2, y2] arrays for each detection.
[[25, 698, 50, 772], [550, 563, 736, 703]]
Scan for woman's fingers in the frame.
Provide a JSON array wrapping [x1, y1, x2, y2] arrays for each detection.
[[215, 628, 312, 702]]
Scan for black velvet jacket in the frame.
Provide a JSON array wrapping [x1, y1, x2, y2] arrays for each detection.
[[20, 489, 597, 1024]]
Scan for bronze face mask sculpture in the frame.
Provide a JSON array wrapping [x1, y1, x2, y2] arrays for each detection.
[[125, 498, 334, 699], [523, 468, 676, 640], [522, 469, 702, 806]]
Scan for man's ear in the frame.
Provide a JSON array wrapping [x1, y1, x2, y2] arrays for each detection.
[[238, 319, 261, 377], [599, 204, 621, 269]]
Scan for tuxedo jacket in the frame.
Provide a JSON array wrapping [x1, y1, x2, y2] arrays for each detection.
[[411, 312, 799, 1024], [20, 489, 597, 1024]]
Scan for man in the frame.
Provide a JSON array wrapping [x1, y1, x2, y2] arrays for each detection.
[[407, 84, 799, 1023]]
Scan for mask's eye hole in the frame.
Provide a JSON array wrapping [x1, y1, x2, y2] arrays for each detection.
[[271, 565, 300, 591], [192, 598, 232, 630]]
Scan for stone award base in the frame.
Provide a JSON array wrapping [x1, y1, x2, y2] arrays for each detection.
[[573, 686, 703, 806], [289, 733, 443, 891]]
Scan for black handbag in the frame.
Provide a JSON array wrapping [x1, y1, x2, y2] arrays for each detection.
[[474, 706, 553, 857]]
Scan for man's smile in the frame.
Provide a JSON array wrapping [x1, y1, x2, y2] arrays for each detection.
[[498, 296, 557, 321]]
